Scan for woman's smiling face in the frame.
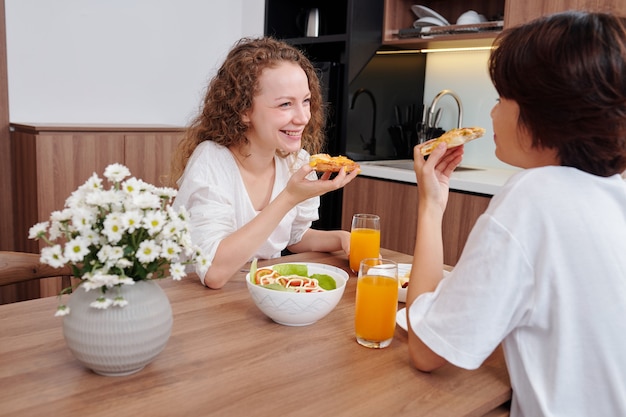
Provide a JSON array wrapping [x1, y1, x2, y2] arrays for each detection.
[[243, 61, 311, 155]]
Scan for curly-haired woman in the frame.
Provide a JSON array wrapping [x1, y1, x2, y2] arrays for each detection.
[[171, 37, 357, 288]]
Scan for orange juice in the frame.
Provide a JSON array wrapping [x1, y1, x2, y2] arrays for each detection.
[[349, 228, 381, 272], [354, 275, 398, 344]]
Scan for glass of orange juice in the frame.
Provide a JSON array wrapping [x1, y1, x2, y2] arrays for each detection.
[[349, 214, 380, 273], [354, 258, 398, 348]]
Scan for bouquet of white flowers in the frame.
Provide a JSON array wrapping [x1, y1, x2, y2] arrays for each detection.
[[29, 163, 208, 316]]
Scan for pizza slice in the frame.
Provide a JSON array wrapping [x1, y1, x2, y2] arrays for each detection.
[[309, 154, 361, 173], [420, 127, 486, 156]]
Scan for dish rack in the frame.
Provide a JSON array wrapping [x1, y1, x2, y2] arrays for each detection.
[[398, 20, 503, 39]]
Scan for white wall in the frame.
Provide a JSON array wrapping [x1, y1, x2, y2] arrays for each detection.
[[424, 50, 513, 170], [4, 3, 515, 170], [5, 0, 265, 126]]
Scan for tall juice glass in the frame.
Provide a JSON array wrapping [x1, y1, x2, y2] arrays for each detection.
[[349, 214, 380, 273], [354, 258, 398, 348]]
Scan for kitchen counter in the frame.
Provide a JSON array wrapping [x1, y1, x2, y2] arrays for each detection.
[[358, 159, 519, 196]]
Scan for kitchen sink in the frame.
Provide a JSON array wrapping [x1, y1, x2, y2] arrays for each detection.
[[364, 160, 484, 172]]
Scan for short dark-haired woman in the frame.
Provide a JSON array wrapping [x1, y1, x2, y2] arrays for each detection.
[[407, 11, 626, 416]]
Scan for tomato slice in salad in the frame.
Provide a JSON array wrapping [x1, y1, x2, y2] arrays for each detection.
[[254, 268, 279, 285]]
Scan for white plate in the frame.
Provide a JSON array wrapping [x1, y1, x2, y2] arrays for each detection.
[[398, 268, 450, 303], [396, 307, 407, 331], [413, 16, 446, 27], [413, 16, 447, 28], [410, 5, 450, 26]]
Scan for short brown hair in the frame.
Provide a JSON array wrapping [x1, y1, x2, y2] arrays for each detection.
[[489, 11, 626, 177], [170, 37, 325, 185]]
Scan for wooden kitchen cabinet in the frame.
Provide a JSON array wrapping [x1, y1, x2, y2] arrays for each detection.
[[341, 176, 491, 265], [383, 0, 626, 49], [383, 0, 505, 49], [124, 132, 183, 188], [5, 123, 183, 304], [505, 0, 626, 27]]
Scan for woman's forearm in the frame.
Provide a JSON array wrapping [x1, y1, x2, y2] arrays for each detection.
[[202, 192, 297, 288], [288, 228, 349, 254]]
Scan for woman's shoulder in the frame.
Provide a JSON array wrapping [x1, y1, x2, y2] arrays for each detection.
[[188, 141, 233, 166], [490, 165, 613, 212], [193, 140, 230, 158], [504, 165, 618, 192], [182, 141, 235, 179]]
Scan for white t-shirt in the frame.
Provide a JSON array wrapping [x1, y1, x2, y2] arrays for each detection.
[[409, 166, 626, 417], [173, 141, 319, 283]]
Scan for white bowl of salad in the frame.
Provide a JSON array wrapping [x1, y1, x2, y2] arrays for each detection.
[[246, 261, 349, 326]]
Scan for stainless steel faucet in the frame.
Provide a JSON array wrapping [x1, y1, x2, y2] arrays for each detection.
[[427, 89, 463, 129]]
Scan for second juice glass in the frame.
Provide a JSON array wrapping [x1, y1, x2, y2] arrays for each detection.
[[354, 258, 398, 348], [349, 214, 380, 273]]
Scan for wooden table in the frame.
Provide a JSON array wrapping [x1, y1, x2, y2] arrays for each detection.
[[0, 249, 511, 417]]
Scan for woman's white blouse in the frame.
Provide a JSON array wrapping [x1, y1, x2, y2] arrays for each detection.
[[173, 141, 319, 283]]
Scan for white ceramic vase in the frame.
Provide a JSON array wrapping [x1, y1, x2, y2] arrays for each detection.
[[62, 280, 173, 376]]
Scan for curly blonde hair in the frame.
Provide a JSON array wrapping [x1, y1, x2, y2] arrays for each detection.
[[169, 37, 326, 186]]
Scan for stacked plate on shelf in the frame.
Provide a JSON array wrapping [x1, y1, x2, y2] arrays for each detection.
[[411, 4, 449, 28], [400, 5, 502, 39]]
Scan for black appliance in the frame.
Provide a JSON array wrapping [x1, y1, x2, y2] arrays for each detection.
[[312, 61, 344, 230]]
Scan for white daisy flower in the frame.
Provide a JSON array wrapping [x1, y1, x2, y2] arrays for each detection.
[[28, 221, 49, 239], [63, 237, 91, 263], [121, 177, 146, 195], [47, 221, 64, 241], [55, 305, 71, 317], [81, 280, 104, 291], [176, 205, 191, 222], [132, 192, 161, 210], [90, 297, 114, 309], [83, 273, 122, 290], [170, 262, 186, 280], [196, 254, 210, 277], [77, 172, 103, 192], [97, 245, 124, 266], [50, 208, 72, 223], [121, 210, 142, 233], [71, 208, 96, 233], [136, 240, 160, 263], [104, 163, 131, 183], [143, 211, 166, 236], [112, 297, 128, 307], [41, 245, 67, 268], [115, 277, 135, 286], [160, 240, 181, 260], [115, 258, 133, 269], [80, 228, 101, 246], [102, 214, 125, 243], [155, 186, 177, 201]]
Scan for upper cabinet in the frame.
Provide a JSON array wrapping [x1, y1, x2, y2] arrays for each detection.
[[506, 0, 626, 27], [265, 0, 383, 85], [383, 0, 626, 49], [383, 0, 505, 49]]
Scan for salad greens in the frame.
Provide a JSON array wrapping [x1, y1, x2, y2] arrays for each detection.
[[249, 260, 337, 292]]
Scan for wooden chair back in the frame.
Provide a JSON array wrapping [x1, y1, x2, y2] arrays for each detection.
[[0, 251, 72, 303]]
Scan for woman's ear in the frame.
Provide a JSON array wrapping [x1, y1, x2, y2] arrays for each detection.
[[241, 109, 251, 124]]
